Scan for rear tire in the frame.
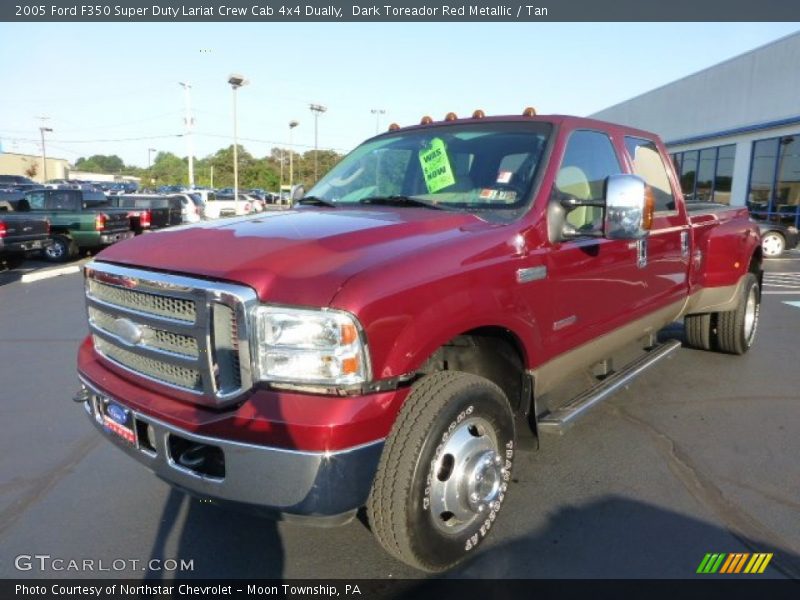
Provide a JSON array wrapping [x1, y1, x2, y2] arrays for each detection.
[[715, 273, 760, 355], [761, 232, 785, 258], [44, 235, 77, 263], [367, 371, 515, 572], [684, 313, 712, 350]]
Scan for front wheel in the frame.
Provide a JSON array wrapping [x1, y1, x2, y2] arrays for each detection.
[[367, 371, 515, 572]]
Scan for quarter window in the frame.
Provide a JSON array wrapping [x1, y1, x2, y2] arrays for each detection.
[[624, 136, 676, 212]]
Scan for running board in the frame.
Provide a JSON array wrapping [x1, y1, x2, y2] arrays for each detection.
[[537, 339, 682, 435]]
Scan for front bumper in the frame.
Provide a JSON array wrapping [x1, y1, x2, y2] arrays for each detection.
[[100, 230, 135, 245], [78, 376, 385, 522]]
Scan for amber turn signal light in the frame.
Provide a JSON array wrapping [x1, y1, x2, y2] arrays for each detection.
[[643, 186, 655, 230]]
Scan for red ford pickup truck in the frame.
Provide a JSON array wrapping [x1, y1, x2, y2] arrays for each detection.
[[75, 111, 762, 572]]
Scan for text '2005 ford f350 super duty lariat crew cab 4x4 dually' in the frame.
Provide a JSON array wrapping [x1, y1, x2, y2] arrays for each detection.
[[75, 110, 762, 572]]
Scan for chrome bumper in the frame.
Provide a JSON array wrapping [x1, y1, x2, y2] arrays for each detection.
[[100, 231, 135, 244], [78, 378, 384, 522]]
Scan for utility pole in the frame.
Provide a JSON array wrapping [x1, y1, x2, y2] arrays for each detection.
[[289, 120, 298, 189], [37, 116, 51, 183], [228, 74, 249, 211], [148, 148, 156, 187], [371, 108, 386, 135], [178, 82, 195, 188], [309, 104, 327, 182]]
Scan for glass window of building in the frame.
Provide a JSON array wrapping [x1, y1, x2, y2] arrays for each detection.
[[747, 134, 800, 226], [671, 144, 736, 205], [714, 145, 735, 205]]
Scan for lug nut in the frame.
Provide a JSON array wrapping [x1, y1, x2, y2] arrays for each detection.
[[494, 455, 502, 465], [469, 492, 479, 503], [477, 504, 486, 512]]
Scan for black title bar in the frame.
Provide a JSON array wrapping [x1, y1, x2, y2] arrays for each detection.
[[3, 0, 799, 22]]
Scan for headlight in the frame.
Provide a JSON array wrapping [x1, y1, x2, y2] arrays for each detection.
[[253, 306, 369, 386]]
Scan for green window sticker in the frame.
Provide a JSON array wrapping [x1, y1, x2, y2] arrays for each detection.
[[419, 138, 455, 193]]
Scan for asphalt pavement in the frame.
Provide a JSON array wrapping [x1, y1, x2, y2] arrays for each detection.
[[0, 252, 799, 579]]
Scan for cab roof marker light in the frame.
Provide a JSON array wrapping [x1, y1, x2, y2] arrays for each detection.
[[445, 112, 458, 121], [472, 109, 486, 119], [420, 116, 433, 125], [388, 123, 400, 131], [522, 107, 537, 117]]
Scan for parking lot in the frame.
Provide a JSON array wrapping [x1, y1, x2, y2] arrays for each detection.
[[0, 252, 799, 579]]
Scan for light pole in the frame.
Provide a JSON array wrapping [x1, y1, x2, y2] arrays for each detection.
[[39, 126, 53, 182], [148, 147, 157, 187], [371, 108, 386, 135], [309, 104, 326, 182], [228, 73, 249, 212], [179, 81, 195, 188], [289, 120, 298, 189]]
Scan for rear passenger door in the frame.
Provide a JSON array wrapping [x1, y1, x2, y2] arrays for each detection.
[[623, 136, 690, 312]]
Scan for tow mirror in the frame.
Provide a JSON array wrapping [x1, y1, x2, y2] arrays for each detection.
[[603, 174, 654, 240], [290, 184, 305, 203]]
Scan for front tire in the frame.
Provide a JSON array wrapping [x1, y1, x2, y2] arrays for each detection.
[[367, 371, 515, 572]]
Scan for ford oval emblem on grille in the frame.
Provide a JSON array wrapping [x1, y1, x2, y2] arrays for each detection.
[[112, 318, 143, 345], [106, 403, 128, 425]]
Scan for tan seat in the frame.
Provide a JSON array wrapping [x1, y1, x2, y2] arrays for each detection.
[[555, 166, 598, 230]]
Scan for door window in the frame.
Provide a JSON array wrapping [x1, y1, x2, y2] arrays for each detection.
[[554, 130, 622, 232]]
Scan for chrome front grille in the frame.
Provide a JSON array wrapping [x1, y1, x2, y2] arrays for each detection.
[[87, 279, 197, 322], [84, 262, 256, 407]]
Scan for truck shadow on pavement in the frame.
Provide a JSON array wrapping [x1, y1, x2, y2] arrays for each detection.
[[145, 489, 284, 579], [444, 495, 800, 579]]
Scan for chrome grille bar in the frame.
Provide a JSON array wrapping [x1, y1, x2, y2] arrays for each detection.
[[84, 262, 257, 407]]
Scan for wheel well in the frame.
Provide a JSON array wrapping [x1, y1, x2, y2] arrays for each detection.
[[418, 327, 529, 415], [749, 246, 763, 291]]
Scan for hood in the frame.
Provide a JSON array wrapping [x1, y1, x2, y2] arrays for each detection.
[[96, 207, 485, 306]]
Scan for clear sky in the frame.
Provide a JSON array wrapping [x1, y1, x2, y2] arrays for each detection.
[[1, 22, 798, 167]]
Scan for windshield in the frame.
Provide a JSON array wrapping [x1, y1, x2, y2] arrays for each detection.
[[306, 121, 551, 212]]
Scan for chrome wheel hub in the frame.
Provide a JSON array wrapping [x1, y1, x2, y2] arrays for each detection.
[[743, 286, 759, 344], [429, 416, 504, 534]]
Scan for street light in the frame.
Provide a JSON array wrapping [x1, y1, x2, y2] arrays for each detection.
[[39, 127, 53, 182], [371, 108, 386, 135], [309, 104, 327, 182], [148, 148, 157, 187], [178, 81, 195, 188], [289, 120, 299, 190], [228, 73, 249, 211]]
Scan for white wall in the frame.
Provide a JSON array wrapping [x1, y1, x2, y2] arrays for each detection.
[[591, 32, 800, 144]]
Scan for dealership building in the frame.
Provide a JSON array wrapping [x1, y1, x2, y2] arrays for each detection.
[[591, 31, 800, 227]]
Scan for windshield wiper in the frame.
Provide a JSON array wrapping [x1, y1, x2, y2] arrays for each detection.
[[358, 195, 443, 210], [296, 196, 337, 207]]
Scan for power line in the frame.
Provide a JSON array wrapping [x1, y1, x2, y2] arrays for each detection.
[[0, 133, 183, 144]]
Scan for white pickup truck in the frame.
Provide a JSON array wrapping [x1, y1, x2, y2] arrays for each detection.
[[202, 193, 254, 219]]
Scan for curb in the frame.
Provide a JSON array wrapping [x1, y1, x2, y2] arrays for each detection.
[[21, 265, 82, 283]]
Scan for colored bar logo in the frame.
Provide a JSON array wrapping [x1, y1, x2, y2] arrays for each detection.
[[696, 552, 773, 574]]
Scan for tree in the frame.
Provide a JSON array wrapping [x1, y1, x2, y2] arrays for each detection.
[[74, 154, 125, 173]]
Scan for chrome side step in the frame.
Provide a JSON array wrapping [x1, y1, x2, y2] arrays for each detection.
[[537, 339, 681, 435]]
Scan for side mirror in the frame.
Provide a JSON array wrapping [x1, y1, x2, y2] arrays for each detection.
[[603, 174, 654, 240], [290, 184, 305, 204]]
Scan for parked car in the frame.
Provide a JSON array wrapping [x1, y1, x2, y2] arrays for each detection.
[[22, 188, 133, 262], [170, 193, 203, 224], [0, 201, 52, 269], [756, 220, 799, 257], [203, 193, 253, 219], [0, 175, 37, 186], [75, 111, 762, 572], [109, 195, 182, 230]]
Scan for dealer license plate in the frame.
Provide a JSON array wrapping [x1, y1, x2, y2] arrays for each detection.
[[100, 399, 137, 445]]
